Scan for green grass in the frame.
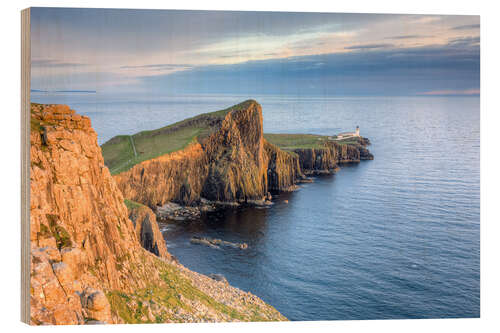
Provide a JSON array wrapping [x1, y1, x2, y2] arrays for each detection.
[[102, 100, 257, 175], [264, 133, 361, 151], [124, 199, 145, 210], [42, 214, 72, 250], [105, 255, 275, 323], [264, 133, 331, 150]]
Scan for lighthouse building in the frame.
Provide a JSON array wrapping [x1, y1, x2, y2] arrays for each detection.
[[336, 126, 360, 140]]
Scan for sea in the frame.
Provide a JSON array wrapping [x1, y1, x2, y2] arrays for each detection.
[[31, 92, 480, 321]]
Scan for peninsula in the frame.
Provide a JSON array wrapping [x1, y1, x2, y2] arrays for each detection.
[[101, 100, 373, 213]]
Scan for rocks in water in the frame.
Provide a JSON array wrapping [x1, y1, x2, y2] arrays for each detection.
[[190, 237, 221, 249], [190, 236, 248, 250], [208, 274, 228, 284], [156, 197, 279, 222], [357, 145, 374, 160], [156, 202, 202, 221], [247, 199, 273, 206]]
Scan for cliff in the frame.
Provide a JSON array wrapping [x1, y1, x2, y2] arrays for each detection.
[[264, 140, 304, 191], [265, 134, 373, 175], [293, 142, 361, 175], [108, 101, 372, 209], [125, 200, 169, 259], [29, 103, 286, 325], [112, 100, 294, 207]]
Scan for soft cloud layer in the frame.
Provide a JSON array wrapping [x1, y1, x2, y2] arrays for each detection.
[[30, 8, 479, 96], [418, 89, 480, 96]]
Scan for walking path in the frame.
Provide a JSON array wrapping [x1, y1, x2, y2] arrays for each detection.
[[129, 135, 137, 157]]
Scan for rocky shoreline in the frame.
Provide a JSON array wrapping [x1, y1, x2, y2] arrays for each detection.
[[152, 176, 318, 222]]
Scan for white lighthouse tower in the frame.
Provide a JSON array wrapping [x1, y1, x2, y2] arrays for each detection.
[[355, 126, 360, 137]]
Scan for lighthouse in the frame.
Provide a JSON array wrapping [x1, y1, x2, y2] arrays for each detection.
[[356, 126, 360, 137]]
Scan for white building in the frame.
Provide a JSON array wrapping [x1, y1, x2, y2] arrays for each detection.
[[336, 126, 360, 139]]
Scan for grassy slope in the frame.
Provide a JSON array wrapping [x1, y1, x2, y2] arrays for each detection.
[[106, 251, 284, 323], [101, 100, 256, 174], [264, 133, 358, 151], [123, 198, 145, 210], [264, 134, 329, 150]]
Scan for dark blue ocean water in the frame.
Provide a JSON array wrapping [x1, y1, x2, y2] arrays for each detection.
[[31, 93, 480, 321]]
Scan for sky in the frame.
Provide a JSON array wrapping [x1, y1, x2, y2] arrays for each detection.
[[30, 8, 480, 96]]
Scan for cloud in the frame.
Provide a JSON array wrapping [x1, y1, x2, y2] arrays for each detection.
[[32, 59, 89, 68], [418, 89, 479, 96], [447, 36, 480, 47], [451, 24, 480, 30], [385, 35, 430, 40], [120, 64, 193, 71], [411, 16, 443, 24], [344, 43, 394, 50], [29, 8, 480, 96], [140, 42, 479, 96]]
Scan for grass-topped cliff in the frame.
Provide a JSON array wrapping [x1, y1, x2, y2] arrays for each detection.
[[105, 100, 372, 209], [102, 100, 257, 175], [264, 133, 364, 151]]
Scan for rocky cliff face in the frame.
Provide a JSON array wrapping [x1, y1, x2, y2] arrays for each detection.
[[201, 101, 268, 201], [30, 104, 141, 324], [29, 104, 286, 325], [264, 141, 304, 191], [126, 201, 170, 259], [294, 140, 372, 175], [114, 101, 292, 207], [114, 143, 208, 207]]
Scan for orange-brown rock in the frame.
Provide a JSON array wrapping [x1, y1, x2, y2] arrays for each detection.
[[114, 100, 302, 207], [29, 103, 286, 325], [264, 140, 304, 191], [114, 143, 208, 207], [30, 104, 149, 324], [127, 202, 170, 259], [293, 140, 370, 175]]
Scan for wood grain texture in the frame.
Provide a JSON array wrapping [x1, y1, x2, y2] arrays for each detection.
[[21, 7, 31, 325]]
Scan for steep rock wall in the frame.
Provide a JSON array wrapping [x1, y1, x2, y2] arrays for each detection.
[[293, 147, 338, 175], [29, 104, 286, 325], [30, 104, 149, 324], [127, 203, 170, 259], [201, 101, 268, 201], [293, 140, 370, 175], [264, 140, 304, 191], [114, 101, 272, 207], [114, 143, 208, 207]]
